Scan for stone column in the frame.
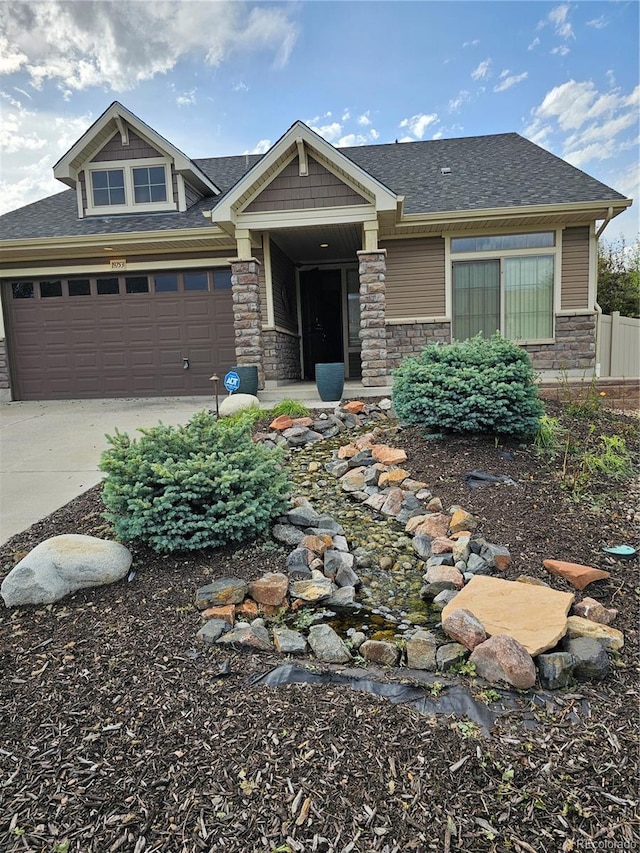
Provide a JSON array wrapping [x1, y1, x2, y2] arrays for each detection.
[[229, 258, 264, 389], [357, 249, 388, 386]]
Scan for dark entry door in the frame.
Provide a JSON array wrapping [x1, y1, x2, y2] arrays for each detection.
[[299, 269, 343, 380]]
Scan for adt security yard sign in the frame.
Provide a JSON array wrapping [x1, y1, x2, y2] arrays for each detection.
[[224, 370, 240, 393]]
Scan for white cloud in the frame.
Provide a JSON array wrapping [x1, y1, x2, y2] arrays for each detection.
[[494, 71, 528, 93], [357, 111, 371, 126], [341, 108, 350, 121], [548, 4, 574, 39], [397, 136, 415, 143], [337, 133, 368, 147], [448, 90, 470, 113], [471, 58, 491, 80], [249, 139, 271, 155], [586, 15, 607, 30], [551, 45, 570, 57], [399, 113, 438, 139], [462, 39, 479, 48], [233, 81, 249, 93], [176, 90, 196, 107], [0, 1, 299, 93], [528, 36, 540, 51], [606, 70, 616, 88], [432, 130, 443, 140], [309, 121, 342, 143], [369, 128, 379, 141]]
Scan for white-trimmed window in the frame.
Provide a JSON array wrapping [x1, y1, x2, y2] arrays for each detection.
[[451, 231, 557, 343], [86, 158, 175, 214]]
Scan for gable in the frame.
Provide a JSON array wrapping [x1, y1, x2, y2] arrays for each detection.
[[91, 128, 162, 162], [244, 155, 369, 212]]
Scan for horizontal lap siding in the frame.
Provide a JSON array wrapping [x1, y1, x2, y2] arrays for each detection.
[[245, 157, 368, 212], [561, 226, 590, 310], [382, 238, 446, 319]]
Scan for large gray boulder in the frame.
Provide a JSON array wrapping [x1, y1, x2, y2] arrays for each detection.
[[219, 393, 260, 417], [1, 534, 132, 606]]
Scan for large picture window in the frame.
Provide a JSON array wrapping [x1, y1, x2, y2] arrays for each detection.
[[452, 232, 556, 343]]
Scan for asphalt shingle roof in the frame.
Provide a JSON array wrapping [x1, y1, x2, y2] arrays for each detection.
[[0, 133, 628, 241]]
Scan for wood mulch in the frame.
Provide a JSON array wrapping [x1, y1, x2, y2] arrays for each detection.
[[0, 399, 638, 852]]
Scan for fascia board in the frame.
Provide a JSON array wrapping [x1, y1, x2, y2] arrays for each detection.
[[0, 226, 229, 253], [211, 121, 398, 223], [399, 198, 633, 225]]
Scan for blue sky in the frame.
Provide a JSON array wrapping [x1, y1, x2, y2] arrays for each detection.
[[1, 0, 638, 243]]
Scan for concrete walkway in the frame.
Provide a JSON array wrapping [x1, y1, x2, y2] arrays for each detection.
[[0, 397, 214, 545]]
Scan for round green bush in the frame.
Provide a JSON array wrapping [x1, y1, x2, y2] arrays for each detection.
[[392, 334, 543, 438], [99, 410, 289, 552]]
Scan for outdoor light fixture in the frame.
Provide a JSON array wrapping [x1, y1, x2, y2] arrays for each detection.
[[320, 243, 329, 248]]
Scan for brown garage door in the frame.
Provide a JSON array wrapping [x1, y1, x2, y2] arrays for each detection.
[[5, 269, 236, 400]]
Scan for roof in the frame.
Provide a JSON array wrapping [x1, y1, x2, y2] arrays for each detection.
[[0, 132, 629, 241]]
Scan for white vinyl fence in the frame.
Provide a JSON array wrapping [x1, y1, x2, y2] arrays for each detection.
[[598, 311, 640, 378]]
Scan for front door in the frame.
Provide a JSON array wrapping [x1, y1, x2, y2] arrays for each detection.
[[299, 268, 344, 380]]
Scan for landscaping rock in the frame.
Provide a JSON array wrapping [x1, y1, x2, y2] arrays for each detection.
[[269, 415, 293, 431], [196, 578, 249, 609], [442, 608, 487, 651], [286, 548, 313, 579], [406, 630, 438, 670], [273, 628, 307, 655], [217, 623, 273, 652], [1, 534, 132, 607], [248, 572, 289, 607], [441, 575, 574, 656], [202, 604, 235, 624], [480, 542, 512, 571], [323, 550, 354, 580], [340, 468, 368, 493], [412, 535, 433, 559], [436, 643, 469, 671], [350, 631, 366, 649], [335, 562, 360, 589], [326, 586, 358, 608], [272, 523, 305, 546], [565, 616, 624, 651], [537, 652, 576, 690], [371, 445, 408, 465], [380, 488, 405, 517], [301, 534, 332, 555], [565, 637, 610, 680], [543, 559, 611, 590], [360, 640, 400, 667], [196, 619, 228, 645], [450, 508, 477, 534], [325, 460, 349, 478], [421, 565, 464, 599], [219, 393, 259, 416], [413, 513, 451, 539], [290, 578, 334, 603], [307, 624, 351, 663], [466, 553, 490, 575], [516, 575, 549, 587], [470, 635, 536, 690], [287, 506, 323, 528], [432, 590, 459, 611], [572, 597, 618, 625]]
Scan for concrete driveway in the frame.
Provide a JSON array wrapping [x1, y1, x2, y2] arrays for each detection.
[[0, 397, 216, 545]]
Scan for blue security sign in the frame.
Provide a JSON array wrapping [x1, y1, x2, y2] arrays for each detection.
[[224, 370, 240, 393]]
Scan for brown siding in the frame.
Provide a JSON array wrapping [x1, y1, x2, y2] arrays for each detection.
[[91, 128, 162, 161], [269, 240, 298, 332], [382, 238, 446, 319], [245, 156, 368, 212], [561, 226, 591, 310]]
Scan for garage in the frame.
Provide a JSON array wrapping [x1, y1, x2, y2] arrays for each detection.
[[5, 268, 235, 400]]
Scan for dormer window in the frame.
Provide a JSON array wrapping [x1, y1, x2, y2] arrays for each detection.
[[85, 158, 174, 215]]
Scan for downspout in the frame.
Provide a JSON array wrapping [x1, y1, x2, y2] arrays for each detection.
[[593, 208, 613, 378]]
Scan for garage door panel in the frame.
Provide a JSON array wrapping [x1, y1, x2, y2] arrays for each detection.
[[7, 272, 236, 400]]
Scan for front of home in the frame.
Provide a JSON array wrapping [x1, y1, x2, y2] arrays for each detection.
[[0, 101, 632, 402]]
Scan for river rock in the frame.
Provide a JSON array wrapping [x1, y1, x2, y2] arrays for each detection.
[[543, 559, 610, 590], [248, 572, 289, 606], [406, 630, 438, 670], [441, 575, 574, 656], [273, 628, 307, 655], [217, 623, 273, 652], [360, 640, 400, 666], [442, 608, 487, 651], [1, 535, 133, 606], [307, 624, 351, 663], [572, 597, 618, 625], [470, 635, 536, 690], [565, 616, 624, 651], [537, 652, 576, 689], [219, 394, 260, 416], [196, 578, 249, 609], [565, 637, 609, 680]]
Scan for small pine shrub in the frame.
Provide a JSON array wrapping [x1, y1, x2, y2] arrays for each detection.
[[99, 410, 290, 552], [269, 399, 311, 419], [392, 334, 543, 439]]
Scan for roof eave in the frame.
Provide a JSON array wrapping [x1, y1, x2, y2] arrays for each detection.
[[399, 198, 633, 225]]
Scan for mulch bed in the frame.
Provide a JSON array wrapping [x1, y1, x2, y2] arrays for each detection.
[[1, 400, 638, 853]]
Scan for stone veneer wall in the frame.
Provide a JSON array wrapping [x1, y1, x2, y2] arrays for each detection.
[[0, 339, 10, 399], [358, 250, 388, 387], [386, 322, 452, 371], [523, 314, 596, 371], [263, 330, 301, 382], [230, 259, 264, 389]]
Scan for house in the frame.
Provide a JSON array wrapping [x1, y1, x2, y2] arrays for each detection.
[[0, 101, 632, 402]]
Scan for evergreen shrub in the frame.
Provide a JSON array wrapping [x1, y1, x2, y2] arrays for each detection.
[[392, 334, 543, 438], [99, 410, 290, 552]]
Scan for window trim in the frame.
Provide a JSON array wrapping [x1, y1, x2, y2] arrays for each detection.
[[445, 229, 562, 345], [85, 157, 176, 215]]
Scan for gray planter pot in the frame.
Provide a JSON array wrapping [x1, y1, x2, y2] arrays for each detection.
[[315, 362, 345, 402]]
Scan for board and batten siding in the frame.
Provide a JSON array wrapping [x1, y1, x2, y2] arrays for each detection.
[[382, 237, 446, 319], [269, 240, 298, 332], [561, 226, 590, 310], [245, 156, 368, 212]]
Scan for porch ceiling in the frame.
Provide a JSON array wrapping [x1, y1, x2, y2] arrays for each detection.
[[270, 223, 362, 264]]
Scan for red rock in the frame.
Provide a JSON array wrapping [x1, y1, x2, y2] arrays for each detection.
[[343, 401, 366, 414], [543, 559, 610, 590], [261, 601, 289, 617], [248, 572, 289, 606], [378, 468, 409, 487], [300, 534, 332, 555], [371, 444, 408, 465], [430, 536, 455, 554], [450, 508, 478, 534], [202, 604, 235, 624], [292, 417, 314, 427], [442, 608, 487, 651], [337, 443, 359, 459], [355, 432, 376, 450], [269, 415, 293, 431], [426, 497, 443, 512], [236, 599, 259, 619], [572, 597, 617, 625], [405, 515, 427, 533], [413, 512, 451, 539], [380, 488, 405, 517], [470, 635, 536, 689]]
